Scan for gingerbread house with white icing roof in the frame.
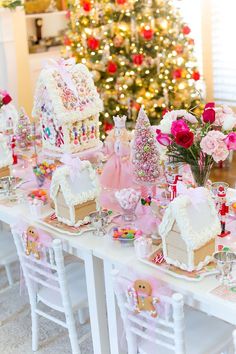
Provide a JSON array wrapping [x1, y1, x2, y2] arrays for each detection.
[[32, 59, 103, 154], [0, 103, 18, 134], [0, 134, 13, 177], [159, 187, 221, 271], [50, 159, 99, 226]]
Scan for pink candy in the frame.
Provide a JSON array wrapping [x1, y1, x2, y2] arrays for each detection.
[[115, 188, 141, 210]]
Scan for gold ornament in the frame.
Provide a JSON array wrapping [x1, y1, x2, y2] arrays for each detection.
[[149, 82, 159, 92], [92, 70, 101, 82], [113, 35, 124, 47], [126, 77, 134, 86], [81, 17, 89, 26], [135, 77, 142, 86]]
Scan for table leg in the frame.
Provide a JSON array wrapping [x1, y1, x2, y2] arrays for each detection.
[[104, 260, 126, 354], [84, 253, 110, 354]]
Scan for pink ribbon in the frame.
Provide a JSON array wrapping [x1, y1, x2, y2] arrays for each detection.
[[60, 153, 82, 181], [177, 183, 207, 205], [44, 58, 77, 97]]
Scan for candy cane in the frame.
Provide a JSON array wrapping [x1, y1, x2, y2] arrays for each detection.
[[152, 251, 164, 264], [127, 286, 139, 313]]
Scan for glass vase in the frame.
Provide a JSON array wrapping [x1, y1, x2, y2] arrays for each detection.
[[189, 160, 213, 187]]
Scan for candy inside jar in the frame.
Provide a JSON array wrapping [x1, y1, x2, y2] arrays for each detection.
[[115, 188, 141, 222]]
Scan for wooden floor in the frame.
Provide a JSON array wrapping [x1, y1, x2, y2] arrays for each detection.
[[210, 153, 236, 187]]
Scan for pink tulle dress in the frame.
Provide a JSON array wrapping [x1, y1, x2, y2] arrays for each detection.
[[100, 138, 134, 190]]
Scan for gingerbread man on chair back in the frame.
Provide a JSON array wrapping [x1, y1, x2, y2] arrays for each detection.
[[25, 226, 41, 260], [128, 279, 159, 318]]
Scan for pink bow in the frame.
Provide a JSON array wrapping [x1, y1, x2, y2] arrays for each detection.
[[60, 153, 82, 181], [44, 58, 77, 96], [178, 183, 207, 205]]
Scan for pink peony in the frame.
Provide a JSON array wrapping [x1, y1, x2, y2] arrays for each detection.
[[213, 141, 229, 162], [171, 119, 189, 137], [224, 132, 236, 150], [215, 105, 234, 126], [156, 129, 172, 146], [200, 130, 229, 162]]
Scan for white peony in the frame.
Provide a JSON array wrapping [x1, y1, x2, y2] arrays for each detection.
[[222, 115, 236, 131], [159, 111, 178, 134], [159, 109, 197, 134]]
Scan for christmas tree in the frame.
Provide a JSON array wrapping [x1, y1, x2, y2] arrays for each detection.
[[132, 108, 160, 184], [15, 108, 32, 150], [65, 0, 201, 135]]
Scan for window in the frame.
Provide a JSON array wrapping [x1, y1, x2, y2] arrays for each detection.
[[210, 0, 236, 106]]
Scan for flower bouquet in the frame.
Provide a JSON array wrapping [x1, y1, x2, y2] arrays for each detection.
[[156, 103, 236, 186]]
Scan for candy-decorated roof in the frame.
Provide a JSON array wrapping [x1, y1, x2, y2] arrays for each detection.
[[32, 60, 103, 124]]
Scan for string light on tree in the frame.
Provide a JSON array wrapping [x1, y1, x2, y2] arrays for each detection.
[[65, 0, 201, 134]]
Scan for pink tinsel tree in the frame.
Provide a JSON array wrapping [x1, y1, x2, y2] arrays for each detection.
[[15, 108, 32, 150], [132, 108, 160, 184]]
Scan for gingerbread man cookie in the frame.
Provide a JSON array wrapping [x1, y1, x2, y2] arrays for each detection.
[[25, 226, 41, 260], [128, 279, 159, 318]]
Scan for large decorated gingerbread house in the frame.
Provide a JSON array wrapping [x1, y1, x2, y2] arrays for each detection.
[[32, 60, 103, 154], [159, 187, 220, 271]]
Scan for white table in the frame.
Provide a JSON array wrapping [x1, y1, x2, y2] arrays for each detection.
[[1, 201, 236, 354], [0, 202, 110, 354]]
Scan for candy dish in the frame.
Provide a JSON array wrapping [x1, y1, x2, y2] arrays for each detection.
[[109, 226, 142, 247]]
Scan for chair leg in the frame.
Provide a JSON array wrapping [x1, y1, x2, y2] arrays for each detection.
[[66, 313, 81, 354], [4, 264, 13, 286], [31, 307, 39, 351], [78, 307, 89, 325]]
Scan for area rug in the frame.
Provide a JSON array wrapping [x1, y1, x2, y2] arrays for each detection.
[[0, 264, 93, 354]]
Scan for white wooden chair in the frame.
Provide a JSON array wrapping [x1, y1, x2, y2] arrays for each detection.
[[233, 329, 236, 354], [114, 275, 234, 354], [12, 228, 88, 354], [0, 223, 18, 287]]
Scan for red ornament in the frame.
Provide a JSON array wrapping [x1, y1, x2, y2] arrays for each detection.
[[132, 101, 141, 111], [172, 68, 182, 80], [107, 61, 118, 74], [182, 25, 191, 35], [2, 94, 12, 105], [192, 71, 200, 81], [104, 121, 113, 132], [188, 38, 195, 45], [87, 36, 100, 50], [132, 54, 144, 66], [64, 36, 72, 46], [141, 27, 154, 41], [162, 108, 169, 116], [175, 45, 183, 54], [116, 0, 126, 4], [82, 0, 91, 12]]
